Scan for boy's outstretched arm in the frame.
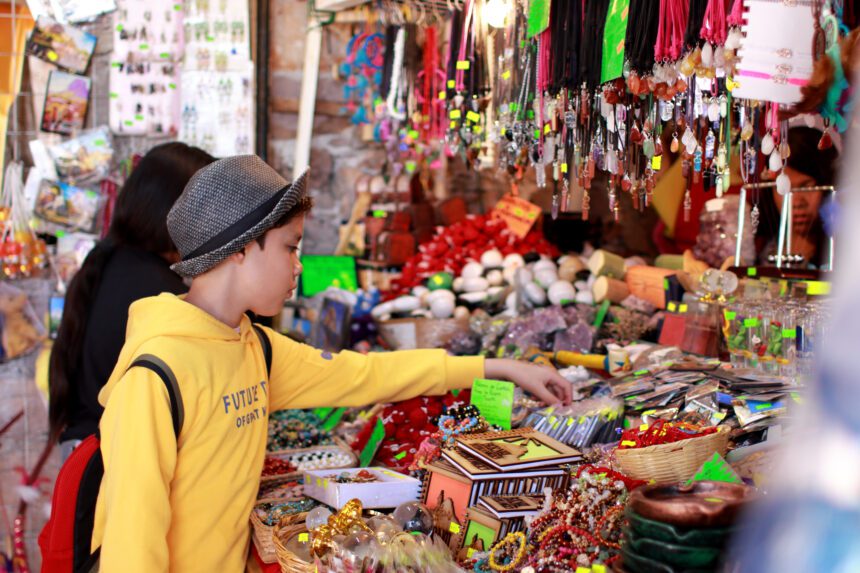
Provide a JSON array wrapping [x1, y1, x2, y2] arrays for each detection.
[[92, 369, 177, 572], [263, 328, 571, 410]]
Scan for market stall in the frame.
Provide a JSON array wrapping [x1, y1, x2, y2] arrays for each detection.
[[0, 0, 854, 571]]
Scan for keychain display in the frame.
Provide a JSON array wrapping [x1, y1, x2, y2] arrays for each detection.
[[109, 0, 183, 135], [47, 127, 114, 183]]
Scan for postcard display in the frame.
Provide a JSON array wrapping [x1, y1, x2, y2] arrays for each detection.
[[109, 0, 254, 155]]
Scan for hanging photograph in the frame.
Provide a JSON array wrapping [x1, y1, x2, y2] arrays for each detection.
[[41, 70, 91, 135], [26, 16, 97, 74]]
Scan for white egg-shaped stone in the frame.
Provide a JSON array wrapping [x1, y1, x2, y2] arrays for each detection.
[[548, 281, 576, 306], [430, 296, 455, 319], [461, 262, 484, 279], [460, 291, 488, 304], [452, 277, 465, 292], [463, 277, 490, 293], [776, 171, 791, 196], [392, 296, 421, 313], [575, 290, 594, 305], [502, 253, 526, 270], [535, 269, 559, 289], [533, 259, 558, 275], [480, 249, 504, 269], [525, 283, 547, 306], [454, 306, 471, 320], [486, 269, 504, 286]]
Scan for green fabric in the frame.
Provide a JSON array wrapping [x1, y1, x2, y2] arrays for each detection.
[[600, 0, 630, 84], [527, 0, 551, 38]]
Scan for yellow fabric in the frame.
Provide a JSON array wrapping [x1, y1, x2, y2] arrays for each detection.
[[91, 293, 484, 573], [651, 154, 743, 239], [651, 160, 685, 238], [0, 5, 35, 191], [35, 343, 51, 404]]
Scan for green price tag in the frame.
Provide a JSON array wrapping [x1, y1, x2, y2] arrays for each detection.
[[313, 407, 333, 419], [359, 418, 386, 467], [634, 369, 649, 376], [139, 43, 149, 50], [408, 130, 420, 140], [174, 3, 182, 10], [744, 318, 759, 327], [663, 278, 669, 291], [135, 114, 144, 121], [527, 0, 551, 37], [471, 379, 515, 430], [321, 407, 347, 431], [109, 92, 118, 99], [168, 82, 177, 89], [372, 209, 387, 218], [394, 451, 406, 460], [747, 267, 757, 277], [116, 24, 124, 32], [782, 328, 797, 339], [160, 52, 170, 59], [725, 311, 736, 320], [533, 129, 540, 139], [93, 139, 106, 147]]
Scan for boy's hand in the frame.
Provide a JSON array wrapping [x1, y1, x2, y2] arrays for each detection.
[[484, 358, 572, 407]]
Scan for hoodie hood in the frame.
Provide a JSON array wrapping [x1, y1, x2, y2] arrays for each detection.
[[98, 293, 255, 407]]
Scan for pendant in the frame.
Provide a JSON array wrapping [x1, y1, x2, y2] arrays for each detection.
[[751, 204, 760, 235], [683, 190, 692, 223]]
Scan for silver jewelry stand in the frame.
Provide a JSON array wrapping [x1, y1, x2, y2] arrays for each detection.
[[735, 182, 836, 271]]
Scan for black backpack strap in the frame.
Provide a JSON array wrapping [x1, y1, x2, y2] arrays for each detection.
[[252, 324, 272, 379], [75, 358, 182, 573], [129, 355, 184, 438]]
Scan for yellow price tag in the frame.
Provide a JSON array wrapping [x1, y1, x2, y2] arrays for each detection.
[[47, 50, 58, 62], [679, 304, 688, 313], [621, 440, 637, 447], [502, 70, 511, 80], [456, 60, 470, 70], [576, 568, 592, 573], [651, 154, 662, 170], [544, 123, 551, 134], [640, 424, 648, 431], [298, 533, 309, 543], [438, 90, 446, 100], [561, 163, 568, 173], [593, 566, 607, 573], [467, 548, 476, 558], [668, 302, 678, 312], [447, 80, 455, 89], [450, 110, 462, 119], [449, 522, 461, 534]]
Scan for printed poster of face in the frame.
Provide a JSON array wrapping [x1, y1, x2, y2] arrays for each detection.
[[41, 71, 91, 135], [26, 16, 97, 74]]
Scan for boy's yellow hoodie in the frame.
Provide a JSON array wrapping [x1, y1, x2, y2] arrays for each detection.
[[91, 293, 484, 572]]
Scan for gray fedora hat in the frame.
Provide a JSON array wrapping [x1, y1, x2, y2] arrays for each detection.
[[167, 155, 309, 278]]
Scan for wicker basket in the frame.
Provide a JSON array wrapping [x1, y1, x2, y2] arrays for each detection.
[[250, 510, 280, 564], [376, 316, 470, 350], [614, 427, 730, 484], [273, 512, 314, 573]]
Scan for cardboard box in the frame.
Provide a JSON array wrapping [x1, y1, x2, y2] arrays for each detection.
[[303, 467, 421, 509]]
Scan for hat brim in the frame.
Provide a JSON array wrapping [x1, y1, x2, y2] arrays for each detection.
[[170, 169, 310, 279]]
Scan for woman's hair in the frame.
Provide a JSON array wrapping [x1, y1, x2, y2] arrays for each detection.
[[755, 126, 838, 262], [49, 142, 215, 440]]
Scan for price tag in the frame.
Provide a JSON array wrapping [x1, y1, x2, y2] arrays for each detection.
[[471, 379, 515, 430], [544, 123, 551, 134], [561, 163, 568, 173], [466, 111, 481, 123], [456, 60, 470, 70], [359, 418, 386, 467], [449, 522, 461, 534], [640, 424, 648, 431], [651, 155, 662, 170], [492, 195, 542, 239], [394, 451, 406, 460], [299, 533, 309, 543], [621, 440, 637, 447], [667, 302, 678, 312], [744, 318, 759, 328], [502, 70, 511, 80], [679, 304, 688, 313], [438, 90, 447, 100], [467, 548, 476, 558], [782, 328, 797, 339], [447, 80, 455, 89], [747, 267, 757, 277], [449, 110, 462, 119], [725, 311, 736, 320]]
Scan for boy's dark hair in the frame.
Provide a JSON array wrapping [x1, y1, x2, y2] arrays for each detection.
[[255, 195, 314, 249], [49, 142, 215, 440]]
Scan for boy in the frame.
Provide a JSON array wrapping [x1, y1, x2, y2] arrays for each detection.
[[91, 155, 571, 572]]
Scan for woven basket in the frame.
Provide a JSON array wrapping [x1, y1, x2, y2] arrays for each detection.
[[273, 512, 314, 573], [250, 510, 280, 564], [376, 316, 470, 350], [615, 427, 730, 484]]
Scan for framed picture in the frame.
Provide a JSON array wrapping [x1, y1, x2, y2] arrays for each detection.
[[27, 16, 97, 74], [49, 296, 65, 339], [41, 71, 91, 135], [313, 298, 352, 352]]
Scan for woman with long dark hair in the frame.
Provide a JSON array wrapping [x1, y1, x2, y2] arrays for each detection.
[[755, 126, 839, 267], [49, 142, 215, 455]]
